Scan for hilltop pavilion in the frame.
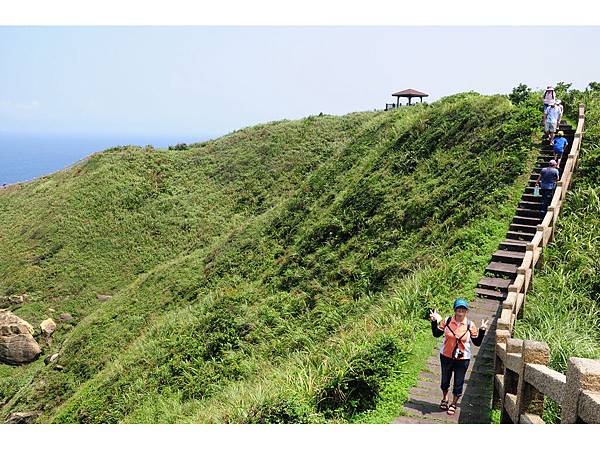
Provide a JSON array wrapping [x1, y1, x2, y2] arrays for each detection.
[[385, 89, 429, 110]]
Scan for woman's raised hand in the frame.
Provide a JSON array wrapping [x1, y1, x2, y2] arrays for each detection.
[[481, 319, 489, 330], [429, 309, 441, 322]]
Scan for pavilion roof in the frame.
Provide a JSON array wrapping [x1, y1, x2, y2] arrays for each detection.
[[392, 89, 429, 98]]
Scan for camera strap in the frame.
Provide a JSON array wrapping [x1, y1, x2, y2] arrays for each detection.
[[445, 317, 471, 359]]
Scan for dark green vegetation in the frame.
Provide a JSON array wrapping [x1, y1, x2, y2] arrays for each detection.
[[0, 93, 540, 423], [512, 84, 600, 423]]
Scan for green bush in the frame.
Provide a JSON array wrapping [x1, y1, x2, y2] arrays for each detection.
[[316, 336, 405, 418]]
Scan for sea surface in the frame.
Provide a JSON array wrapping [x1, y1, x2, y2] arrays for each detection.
[[0, 133, 210, 185]]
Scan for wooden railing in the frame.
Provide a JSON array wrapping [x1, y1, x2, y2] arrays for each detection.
[[493, 104, 600, 424]]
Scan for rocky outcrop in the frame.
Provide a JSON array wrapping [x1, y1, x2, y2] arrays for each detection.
[[44, 353, 59, 365], [0, 310, 41, 365], [40, 318, 57, 336], [96, 294, 113, 302], [6, 411, 40, 424], [0, 294, 27, 308], [59, 312, 73, 322]]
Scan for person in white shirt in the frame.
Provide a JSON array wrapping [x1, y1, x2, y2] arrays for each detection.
[[545, 101, 561, 145], [542, 86, 556, 123]]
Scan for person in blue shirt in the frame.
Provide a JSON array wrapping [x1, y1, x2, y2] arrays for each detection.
[[535, 160, 560, 215], [553, 131, 568, 162], [545, 102, 561, 145]]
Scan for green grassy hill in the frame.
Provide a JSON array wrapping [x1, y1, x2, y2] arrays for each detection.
[[0, 93, 540, 423]]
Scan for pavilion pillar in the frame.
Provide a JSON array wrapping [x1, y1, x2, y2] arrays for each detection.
[[396, 97, 399, 107]]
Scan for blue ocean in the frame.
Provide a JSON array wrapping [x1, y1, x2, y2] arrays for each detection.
[[0, 133, 210, 185]]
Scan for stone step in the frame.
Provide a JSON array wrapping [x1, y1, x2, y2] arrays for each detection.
[[518, 200, 542, 210], [512, 215, 541, 226], [505, 230, 535, 241], [498, 239, 529, 251], [537, 160, 557, 166], [492, 249, 525, 264], [468, 309, 500, 320], [474, 287, 507, 301], [470, 296, 503, 308], [521, 193, 543, 203], [485, 261, 518, 276], [508, 223, 538, 234], [477, 276, 512, 292], [524, 185, 539, 191], [469, 310, 500, 322]]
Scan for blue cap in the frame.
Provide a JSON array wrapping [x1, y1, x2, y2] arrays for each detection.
[[453, 298, 469, 310]]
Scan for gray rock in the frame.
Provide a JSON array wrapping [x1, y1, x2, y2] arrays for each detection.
[[40, 318, 57, 336], [6, 411, 40, 424], [0, 310, 41, 365], [96, 294, 113, 302], [44, 353, 59, 365], [59, 312, 73, 322], [9, 295, 24, 305]]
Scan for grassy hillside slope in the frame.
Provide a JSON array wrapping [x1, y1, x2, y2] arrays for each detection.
[[513, 86, 600, 423], [0, 93, 539, 423]]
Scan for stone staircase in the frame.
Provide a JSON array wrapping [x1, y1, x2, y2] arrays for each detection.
[[393, 120, 575, 424], [475, 121, 574, 302]]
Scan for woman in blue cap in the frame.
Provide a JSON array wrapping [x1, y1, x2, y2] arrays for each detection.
[[429, 298, 488, 415]]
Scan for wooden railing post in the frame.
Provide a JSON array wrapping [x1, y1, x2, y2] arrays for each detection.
[[561, 358, 600, 423], [547, 206, 556, 241], [516, 293, 525, 320], [517, 340, 550, 422], [493, 330, 510, 409], [500, 338, 523, 423]]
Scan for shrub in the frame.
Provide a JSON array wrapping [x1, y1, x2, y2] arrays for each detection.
[[509, 83, 533, 105], [315, 336, 405, 418]]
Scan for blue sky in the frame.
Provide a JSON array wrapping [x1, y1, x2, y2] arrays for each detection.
[[1, 26, 599, 138]]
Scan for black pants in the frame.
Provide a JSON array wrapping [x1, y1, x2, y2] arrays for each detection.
[[440, 354, 470, 396], [540, 188, 555, 216]]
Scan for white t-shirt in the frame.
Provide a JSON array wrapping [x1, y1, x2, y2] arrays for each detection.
[[547, 106, 560, 124]]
